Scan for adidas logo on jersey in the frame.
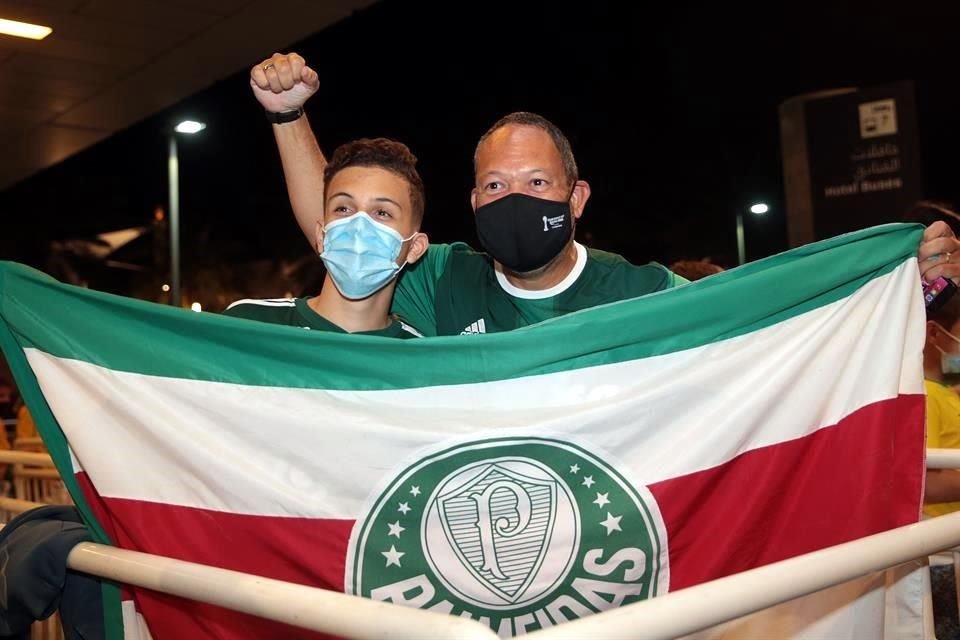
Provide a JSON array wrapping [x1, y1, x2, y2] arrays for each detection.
[[460, 319, 487, 335]]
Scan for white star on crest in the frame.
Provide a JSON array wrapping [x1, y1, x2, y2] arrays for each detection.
[[582, 475, 596, 488], [382, 545, 405, 567], [409, 486, 421, 497], [387, 521, 405, 538], [569, 464, 580, 474], [600, 512, 623, 535], [398, 502, 411, 515], [593, 492, 611, 508]]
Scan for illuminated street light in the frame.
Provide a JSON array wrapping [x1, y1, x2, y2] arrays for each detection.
[[174, 120, 206, 134]]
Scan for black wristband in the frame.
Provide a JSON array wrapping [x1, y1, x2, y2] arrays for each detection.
[[265, 107, 304, 124]]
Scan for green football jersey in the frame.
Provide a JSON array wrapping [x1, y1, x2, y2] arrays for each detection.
[[391, 242, 684, 336], [224, 297, 422, 338]]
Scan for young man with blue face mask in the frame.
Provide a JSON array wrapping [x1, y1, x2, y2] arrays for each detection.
[[224, 138, 429, 337]]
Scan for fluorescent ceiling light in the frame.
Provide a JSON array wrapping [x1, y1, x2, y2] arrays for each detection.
[[0, 18, 53, 40]]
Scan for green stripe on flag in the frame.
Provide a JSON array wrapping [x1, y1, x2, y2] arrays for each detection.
[[0, 288, 126, 640], [0, 306, 111, 541], [0, 224, 923, 392]]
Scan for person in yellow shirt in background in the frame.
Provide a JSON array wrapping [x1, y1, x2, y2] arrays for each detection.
[[926, 300, 960, 511], [925, 286, 960, 515], [14, 399, 38, 442], [921, 275, 960, 639], [0, 399, 39, 483]]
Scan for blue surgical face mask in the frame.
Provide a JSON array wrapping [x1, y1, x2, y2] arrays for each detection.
[[319, 212, 414, 300], [934, 323, 960, 374]]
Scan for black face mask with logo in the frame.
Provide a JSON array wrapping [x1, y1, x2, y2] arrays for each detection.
[[474, 193, 573, 273]]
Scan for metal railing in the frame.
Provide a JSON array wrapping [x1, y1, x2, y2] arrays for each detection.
[[0, 496, 45, 513], [926, 448, 960, 469], [5, 448, 960, 639], [58, 513, 960, 640], [66, 543, 497, 640], [0, 449, 55, 466]]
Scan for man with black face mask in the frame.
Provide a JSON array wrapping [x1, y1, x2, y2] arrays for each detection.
[[251, 54, 685, 336], [390, 111, 686, 336], [251, 52, 960, 336]]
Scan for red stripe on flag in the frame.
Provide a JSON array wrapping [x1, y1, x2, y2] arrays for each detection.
[[649, 394, 925, 590], [81, 494, 353, 639], [76, 470, 120, 544], [76, 471, 139, 602]]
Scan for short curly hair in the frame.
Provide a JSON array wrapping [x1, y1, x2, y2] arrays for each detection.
[[323, 138, 425, 225]]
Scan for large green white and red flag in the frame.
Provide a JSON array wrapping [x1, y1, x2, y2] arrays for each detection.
[[0, 225, 927, 639]]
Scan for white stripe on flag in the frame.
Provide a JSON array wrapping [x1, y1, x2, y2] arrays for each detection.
[[69, 445, 83, 474], [28, 260, 922, 519], [121, 600, 153, 640]]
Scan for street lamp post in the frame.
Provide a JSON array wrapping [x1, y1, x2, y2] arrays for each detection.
[[167, 135, 180, 306], [737, 202, 769, 265], [167, 120, 206, 306]]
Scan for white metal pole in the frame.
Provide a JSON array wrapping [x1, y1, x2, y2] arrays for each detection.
[[927, 448, 960, 469], [527, 511, 960, 640], [66, 543, 498, 640]]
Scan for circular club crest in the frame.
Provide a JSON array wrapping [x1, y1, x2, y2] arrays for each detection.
[[347, 438, 668, 635]]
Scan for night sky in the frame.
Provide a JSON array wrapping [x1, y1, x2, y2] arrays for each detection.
[[1, 0, 958, 296]]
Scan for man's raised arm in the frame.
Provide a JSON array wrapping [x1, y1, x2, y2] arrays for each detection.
[[250, 52, 325, 245]]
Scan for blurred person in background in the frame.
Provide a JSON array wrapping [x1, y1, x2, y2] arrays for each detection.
[[905, 201, 960, 397], [904, 200, 960, 236], [14, 398, 38, 442], [923, 292, 960, 513], [669, 259, 725, 282], [920, 281, 960, 640]]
